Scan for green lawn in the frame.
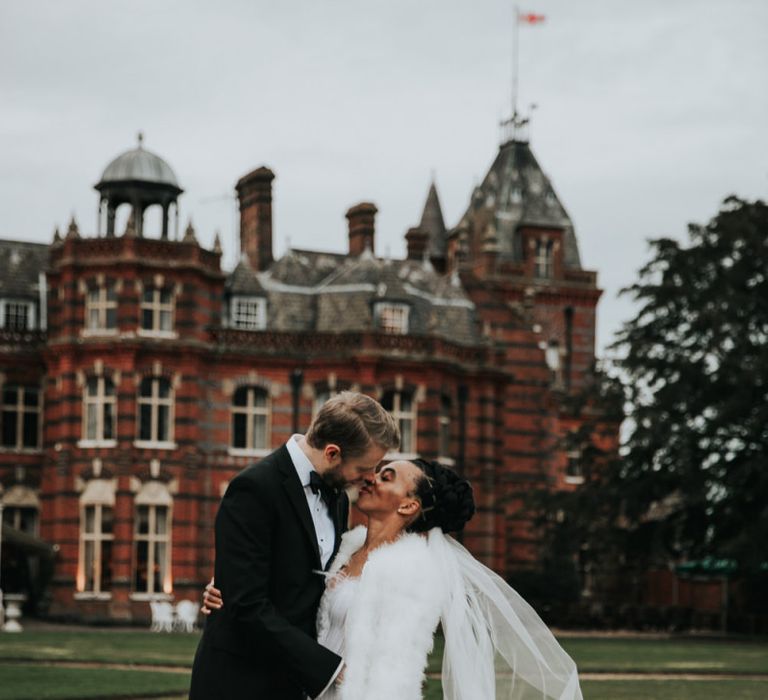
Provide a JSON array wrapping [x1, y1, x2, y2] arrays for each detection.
[[2, 629, 768, 699], [0, 664, 190, 700]]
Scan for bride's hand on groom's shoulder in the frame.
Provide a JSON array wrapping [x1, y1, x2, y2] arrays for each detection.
[[201, 578, 224, 615]]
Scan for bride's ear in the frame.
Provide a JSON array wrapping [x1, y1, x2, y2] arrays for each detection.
[[397, 497, 420, 517]]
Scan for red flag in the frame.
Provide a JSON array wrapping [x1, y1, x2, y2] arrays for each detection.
[[518, 13, 546, 24]]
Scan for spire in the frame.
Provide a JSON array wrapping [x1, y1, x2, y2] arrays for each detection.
[[213, 230, 222, 254], [52, 225, 62, 243], [123, 211, 137, 237], [418, 181, 447, 259], [183, 219, 198, 243], [66, 215, 80, 240]]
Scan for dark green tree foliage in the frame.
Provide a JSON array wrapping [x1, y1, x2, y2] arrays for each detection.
[[612, 197, 768, 570]]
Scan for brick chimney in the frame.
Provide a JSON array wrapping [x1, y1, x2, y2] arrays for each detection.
[[405, 226, 429, 261], [346, 202, 377, 256], [236, 166, 275, 270]]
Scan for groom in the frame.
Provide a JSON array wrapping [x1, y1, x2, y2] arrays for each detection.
[[189, 391, 399, 699]]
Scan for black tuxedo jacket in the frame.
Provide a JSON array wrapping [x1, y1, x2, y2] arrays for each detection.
[[189, 445, 348, 699]]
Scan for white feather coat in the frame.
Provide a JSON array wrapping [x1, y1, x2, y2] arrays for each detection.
[[316, 526, 445, 700]]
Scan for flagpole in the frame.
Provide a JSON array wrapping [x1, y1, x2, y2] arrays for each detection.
[[512, 4, 520, 121]]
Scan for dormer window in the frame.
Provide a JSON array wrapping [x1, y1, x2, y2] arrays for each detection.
[[374, 302, 409, 335], [1, 299, 35, 331], [231, 296, 267, 330]]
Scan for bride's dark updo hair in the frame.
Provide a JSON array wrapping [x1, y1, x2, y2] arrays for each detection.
[[407, 459, 475, 533]]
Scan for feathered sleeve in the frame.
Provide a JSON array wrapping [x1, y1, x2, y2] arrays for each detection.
[[339, 533, 444, 700]]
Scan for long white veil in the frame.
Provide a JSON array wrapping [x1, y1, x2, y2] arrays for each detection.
[[428, 528, 583, 700]]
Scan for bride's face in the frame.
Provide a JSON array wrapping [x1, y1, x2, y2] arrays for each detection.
[[356, 460, 422, 518]]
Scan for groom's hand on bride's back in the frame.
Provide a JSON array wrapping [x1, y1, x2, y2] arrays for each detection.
[[200, 578, 224, 615]]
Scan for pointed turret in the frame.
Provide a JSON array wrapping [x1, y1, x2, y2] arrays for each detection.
[[418, 181, 448, 262]]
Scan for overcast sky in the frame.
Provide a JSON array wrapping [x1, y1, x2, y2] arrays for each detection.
[[2, 0, 766, 354]]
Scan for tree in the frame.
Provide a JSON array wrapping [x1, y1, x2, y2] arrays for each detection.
[[611, 197, 768, 571]]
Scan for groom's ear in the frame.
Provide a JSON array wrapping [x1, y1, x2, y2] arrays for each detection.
[[324, 443, 342, 464]]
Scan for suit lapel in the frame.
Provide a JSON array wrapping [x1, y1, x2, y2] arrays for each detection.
[[276, 446, 322, 568]]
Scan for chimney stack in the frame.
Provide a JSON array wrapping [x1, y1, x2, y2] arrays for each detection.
[[346, 202, 377, 256], [405, 226, 429, 261], [236, 166, 275, 270]]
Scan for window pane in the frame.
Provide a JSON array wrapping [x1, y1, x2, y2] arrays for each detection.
[[155, 506, 168, 535], [1, 409, 17, 447], [401, 393, 412, 412], [136, 506, 149, 535], [105, 307, 117, 329], [23, 388, 38, 407], [87, 289, 99, 304], [106, 284, 117, 302], [19, 507, 38, 534], [86, 377, 99, 396], [84, 540, 96, 591], [135, 540, 149, 592], [102, 507, 114, 535], [142, 308, 154, 330], [400, 420, 413, 453], [2, 508, 13, 527], [157, 404, 169, 442], [84, 505, 96, 534], [157, 379, 171, 399], [103, 379, 115, 397], [22, 411, 38, 448], [153, 541, 166, 593], [3, 387, 17, 405], [139, 403, 152, 440], [380, 391, 393, 412], [143, 288, 154, 303], [88, 308, 101, 329], [159, 310, 172, 331], [103, 402, 114, 440], [101, 539, 113, 591], [232, 387, 248, 407], [252, 414, 267, 449], [86, 402, 98, 440], [232, 413, 246, 448], [160, 289, 172, 305], [139, 378, 153, 397]]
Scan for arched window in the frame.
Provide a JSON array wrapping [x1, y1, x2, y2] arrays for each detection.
[[137, 377, 174, 445], [133, 481, 173, 597], [231, 386, 271, 452], [1, 384, 41, 449], [381, 389, 417, 456], [77, 479, 115, 596], [83, 376, 115, 444]]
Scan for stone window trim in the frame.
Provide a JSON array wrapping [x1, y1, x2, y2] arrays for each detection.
[[380, 381, 424, 459], [77, 478, 116, 596], [79, 373, 117, 447], [132, 480, 173, 596], [372, 301, 411, 335], [0, 382, 42, 451], [82, 279, 118, 334], [1, 485, 40, 537], [134, 375, 175, 448], [229, 295, 268, 331], [0, 298, 35, 331], [230, 385, 272, 454], [137, 279, 177, 337]]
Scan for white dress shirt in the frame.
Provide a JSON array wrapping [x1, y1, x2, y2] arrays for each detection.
[[286, 434, 336, 569]]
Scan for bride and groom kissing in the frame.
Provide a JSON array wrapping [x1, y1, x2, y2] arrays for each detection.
[[189, 392, 583, 699]]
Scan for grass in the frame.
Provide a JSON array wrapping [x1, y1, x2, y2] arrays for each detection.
[[0, 664, 190, 700], [2, 629, 768, 699]]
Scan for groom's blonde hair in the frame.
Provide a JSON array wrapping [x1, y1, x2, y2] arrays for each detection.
[[306, 391, 399, 459]]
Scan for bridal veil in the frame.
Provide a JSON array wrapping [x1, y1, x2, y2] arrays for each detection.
[[428, 528, 583, 700]]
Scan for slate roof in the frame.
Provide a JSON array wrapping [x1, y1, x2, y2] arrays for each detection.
[[226, 249, 481, 345], [459, 139, 582, 269], [0, 239, 49, 298]]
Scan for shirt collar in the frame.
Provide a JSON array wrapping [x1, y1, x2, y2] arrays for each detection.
[[286, 434, 319, 489]]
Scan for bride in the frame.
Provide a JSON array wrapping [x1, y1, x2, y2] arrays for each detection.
[[204, 459, 583, 699]]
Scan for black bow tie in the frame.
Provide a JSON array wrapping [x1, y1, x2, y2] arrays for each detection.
[[309, 471, 336, 507]]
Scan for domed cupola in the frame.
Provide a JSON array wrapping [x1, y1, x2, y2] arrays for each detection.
[[94, 133, 183, 238]]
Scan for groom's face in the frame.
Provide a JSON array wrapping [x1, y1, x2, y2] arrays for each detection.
[[322, 443, 387, 490]]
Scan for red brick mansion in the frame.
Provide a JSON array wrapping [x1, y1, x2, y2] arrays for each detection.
[[0, 130, 604, 622]]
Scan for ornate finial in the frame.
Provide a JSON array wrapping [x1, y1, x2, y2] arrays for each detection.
[[137, 131, 144, 149], [212, 230, 222, 254], [53, 225, 62, 243], [183, 219, 197, 243], [66, 215, 80, 239]]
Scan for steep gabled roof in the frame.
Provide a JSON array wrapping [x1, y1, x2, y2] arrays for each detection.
[[459, 139, 582, 269]]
